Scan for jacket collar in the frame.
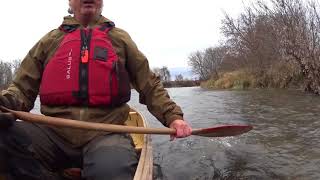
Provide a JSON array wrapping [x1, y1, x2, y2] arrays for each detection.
[[61, 15, 113, 28]]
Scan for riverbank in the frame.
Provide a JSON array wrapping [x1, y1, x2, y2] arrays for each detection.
[[200, 70, 303, 90], [162, 80, 200, 88]]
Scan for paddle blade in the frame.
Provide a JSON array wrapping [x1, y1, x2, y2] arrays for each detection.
[[191, 125, 253, 137]]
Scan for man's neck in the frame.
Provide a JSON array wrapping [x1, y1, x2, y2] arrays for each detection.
[[75, 14, 100, 27]]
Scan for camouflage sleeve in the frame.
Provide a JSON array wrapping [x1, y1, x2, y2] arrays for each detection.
[[1, 30, 62, 111], [119, 30, 184, 127]]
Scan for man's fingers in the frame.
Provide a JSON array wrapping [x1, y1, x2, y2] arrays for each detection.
[[176, 127, 184, 137], [169, 119, 192, 140], [174, 124, 191, 138], [183, 125, 192, 137]]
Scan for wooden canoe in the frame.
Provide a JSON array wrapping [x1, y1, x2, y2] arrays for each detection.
[[0, 109, 153, 180], [127, 109, 153, 180]]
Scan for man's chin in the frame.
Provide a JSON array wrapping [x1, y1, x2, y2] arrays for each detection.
[[80, 9, 98, 17]]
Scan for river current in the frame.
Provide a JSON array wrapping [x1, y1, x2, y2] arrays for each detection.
[[32, 87, 320, 179], [129, 87, 320, 180]]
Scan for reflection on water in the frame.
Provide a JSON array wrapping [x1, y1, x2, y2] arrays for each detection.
[[128, 87, 320, 180]]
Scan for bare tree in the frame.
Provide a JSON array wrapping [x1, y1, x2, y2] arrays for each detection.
[[220, 0, 319, 88], [266, 0, 320, 92], [222, 6, 282, 75], [175, 74, 184, 81], [0, 61, 12, 88], [153, 66, 171, 82], [188, 0, 320, 92], [188, 50, 210, 80], [11, 59, 22, 75], [188, 46, 228, 80], [203, 46, 227, 79]]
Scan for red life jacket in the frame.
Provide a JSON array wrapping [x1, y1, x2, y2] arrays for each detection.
[[39, 22, 131, 107]]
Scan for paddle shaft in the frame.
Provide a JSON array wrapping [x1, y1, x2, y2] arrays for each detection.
[[0, 107, 252, 137], [1, 107, 178, 135]]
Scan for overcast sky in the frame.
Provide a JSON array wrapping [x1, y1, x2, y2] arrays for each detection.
[[0, 0, 250, 68]]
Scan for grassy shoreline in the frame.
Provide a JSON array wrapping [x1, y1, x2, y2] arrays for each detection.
[[200, 70, 303, 90]]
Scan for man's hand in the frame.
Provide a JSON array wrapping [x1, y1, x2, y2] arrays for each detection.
[[169, 119, 192, 141]]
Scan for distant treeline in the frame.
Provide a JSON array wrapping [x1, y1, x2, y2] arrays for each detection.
[[0, 60, 21, 90], [188, 0, 320, 94], [152, 66, 199, 88]]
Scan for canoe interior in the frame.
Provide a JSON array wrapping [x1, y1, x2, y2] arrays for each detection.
[[125, 111, 145, 152], [126, 109, 153, 180]]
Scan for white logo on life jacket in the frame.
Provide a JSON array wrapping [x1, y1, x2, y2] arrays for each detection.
[[66, 49, 72, 80]]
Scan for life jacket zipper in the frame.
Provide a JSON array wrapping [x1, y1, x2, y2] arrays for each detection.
[[76, 28, 92, 104], [81, 29, 92, 63]]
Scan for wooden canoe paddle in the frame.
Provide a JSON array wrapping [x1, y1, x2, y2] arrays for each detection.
[[0, 106, 253, 137]]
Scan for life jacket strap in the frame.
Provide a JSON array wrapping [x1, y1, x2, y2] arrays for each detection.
[[59, 24, 79, 33], [99, 22, 115, 32]]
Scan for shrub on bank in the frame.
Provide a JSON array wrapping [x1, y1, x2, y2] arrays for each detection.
[[162, 80, 200, 88], [200, 67, 304, 90], [201, 71, 255, 89]]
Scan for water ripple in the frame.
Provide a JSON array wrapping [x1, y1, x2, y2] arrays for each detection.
[[130, 88, 320, 179]]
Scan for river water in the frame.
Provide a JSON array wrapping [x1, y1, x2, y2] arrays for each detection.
[[128, 87, 320, 180], [32, 87, 319, 179]]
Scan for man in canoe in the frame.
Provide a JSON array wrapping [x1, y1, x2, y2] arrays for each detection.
[[0, 0, 192, 179]]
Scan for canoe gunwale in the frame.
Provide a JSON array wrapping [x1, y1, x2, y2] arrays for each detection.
[[130, 108, 153, 180]]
